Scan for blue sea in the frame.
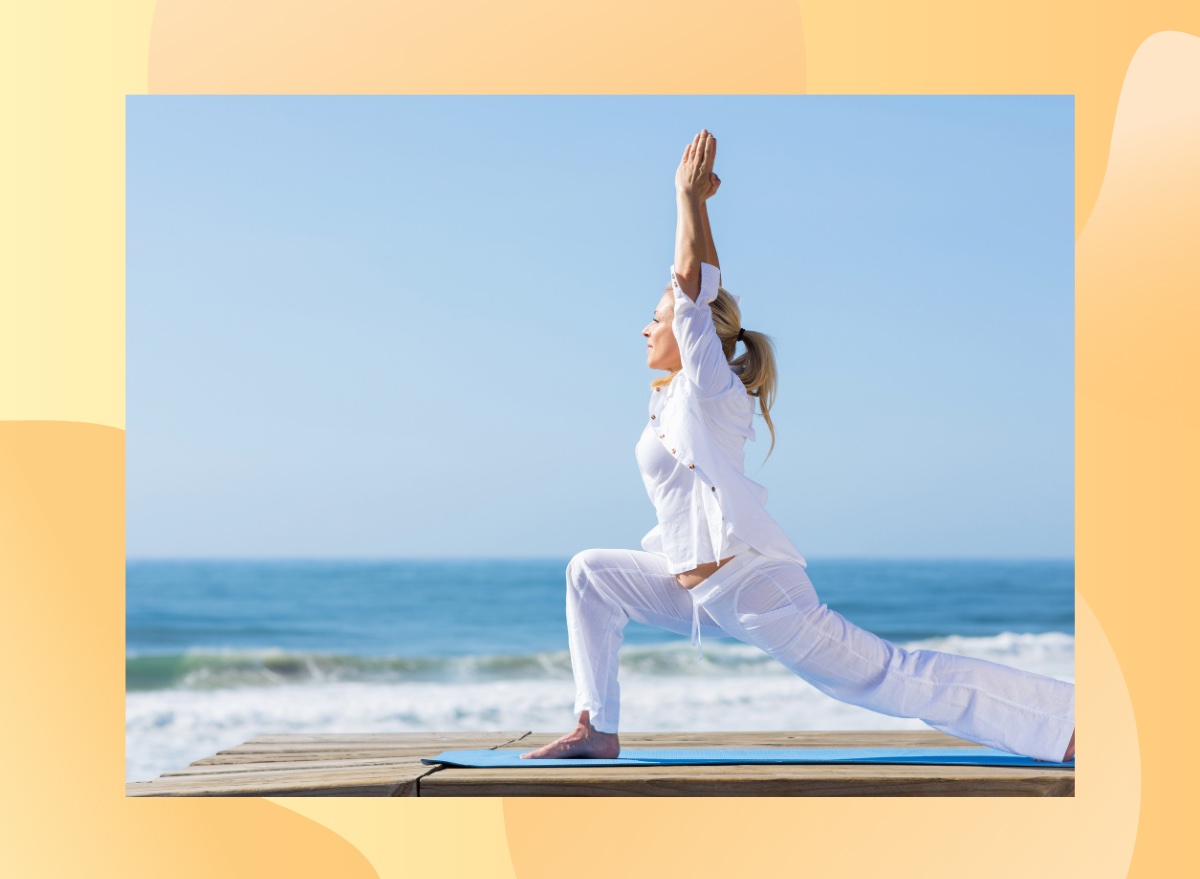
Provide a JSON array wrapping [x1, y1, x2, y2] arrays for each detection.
[[125, 558, 1075, 782]]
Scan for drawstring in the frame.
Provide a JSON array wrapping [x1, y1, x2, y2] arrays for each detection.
[[691, 554, 729, 660], [689, 553, 757, 661]]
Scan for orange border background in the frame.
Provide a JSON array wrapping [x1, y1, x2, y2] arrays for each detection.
[[4, 1, 1198, 876]]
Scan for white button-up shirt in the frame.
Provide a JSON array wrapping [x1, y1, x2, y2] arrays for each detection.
[[637, 261, 808, 575]]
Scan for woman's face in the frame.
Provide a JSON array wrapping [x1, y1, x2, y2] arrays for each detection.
[[643, 291, 682, 373]]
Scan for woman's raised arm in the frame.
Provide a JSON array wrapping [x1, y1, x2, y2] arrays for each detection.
[[700, 197, 720, 272], [673, 130, 717, 302], [701, 161, 721, 270], [668, 130, 737, 397]]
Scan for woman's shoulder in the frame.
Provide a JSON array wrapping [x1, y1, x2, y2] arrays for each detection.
[[669, 361, 745, 399], [671, 375, 754, 430], [682, 371, 751, 405]]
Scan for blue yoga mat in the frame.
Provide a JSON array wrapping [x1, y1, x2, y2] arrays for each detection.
[[422, 747, 1074, 768]]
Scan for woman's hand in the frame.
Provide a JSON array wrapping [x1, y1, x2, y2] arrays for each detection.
[[675, 130, 717, 203], [704, 172, 721, 201]]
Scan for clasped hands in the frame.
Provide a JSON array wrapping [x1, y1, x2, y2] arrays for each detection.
[[675, 129, 721, 203]]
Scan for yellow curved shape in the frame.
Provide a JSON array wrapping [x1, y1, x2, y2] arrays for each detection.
[[0, 422, 381, 878], [271, 799, 518, 879], [1076, 29, 1200, 878], [4, 1, 1196, 877]]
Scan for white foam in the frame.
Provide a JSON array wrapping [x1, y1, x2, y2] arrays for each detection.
[[126, 631, 1074, 782]]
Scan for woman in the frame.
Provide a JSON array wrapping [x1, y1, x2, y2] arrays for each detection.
[[522, 129, 1076, 764]]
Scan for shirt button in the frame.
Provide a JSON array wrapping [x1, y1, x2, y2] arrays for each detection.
[[711, 486, 717, 492], [689, 464, 695, 469], [650, 415, 656, 419], [671, 448, 677, 454], [659, 434, 665, 439]]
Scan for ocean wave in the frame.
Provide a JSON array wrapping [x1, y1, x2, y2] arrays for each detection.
[[126, 631, 1075, 691]]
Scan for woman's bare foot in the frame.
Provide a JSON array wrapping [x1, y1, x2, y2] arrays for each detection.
[[519, 710, 621, 759]]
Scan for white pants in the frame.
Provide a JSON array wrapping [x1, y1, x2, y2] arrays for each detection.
[[566, 547, 1075, 763]]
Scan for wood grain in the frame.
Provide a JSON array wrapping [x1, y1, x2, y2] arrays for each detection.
[[125, 730, 1074, 797]]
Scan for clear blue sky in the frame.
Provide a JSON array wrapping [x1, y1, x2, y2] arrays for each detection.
[[127, 95, 1074, 559]]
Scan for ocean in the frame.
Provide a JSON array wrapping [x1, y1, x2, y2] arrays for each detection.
[[126, 558, 1075, 782]]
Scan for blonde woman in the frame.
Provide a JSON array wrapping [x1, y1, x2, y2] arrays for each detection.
[[522, 130, 1075, 764]]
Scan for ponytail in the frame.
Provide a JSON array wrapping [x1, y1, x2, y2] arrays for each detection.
[[728, 327, 779, 459]]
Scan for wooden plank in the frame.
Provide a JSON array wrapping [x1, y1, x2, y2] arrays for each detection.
[[126, 731, 529, 797], [239, 731, 529, 745], [202, 731, 530, 764], [126, 729, 1073, 797], [544, 730, 977, 748], [162, 756, 430, 777], [126, 762, 433, 797], [205, 744, 492, 763], [418, 730, 1073, 797], [418, 761, 1074, 797]]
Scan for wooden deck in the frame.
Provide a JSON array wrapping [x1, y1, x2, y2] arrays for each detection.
[[125, 730, 1074, 797]]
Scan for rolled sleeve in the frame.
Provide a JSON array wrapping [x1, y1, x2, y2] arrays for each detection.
[[670, 262, 736, 397], [670, 261, 721, 309]]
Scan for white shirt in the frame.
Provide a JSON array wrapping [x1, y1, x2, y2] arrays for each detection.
[[636, 261, 808, 573], [636, 421, 751, 573]]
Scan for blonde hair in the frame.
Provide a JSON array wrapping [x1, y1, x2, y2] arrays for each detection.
[[650, 284, 781, 459]]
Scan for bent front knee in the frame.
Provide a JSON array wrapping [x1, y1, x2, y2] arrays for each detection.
[[566, 548, 606, 581]]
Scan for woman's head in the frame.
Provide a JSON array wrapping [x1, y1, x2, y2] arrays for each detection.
[[642, 290, 682, 373], [644, 283, 782, 458]]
